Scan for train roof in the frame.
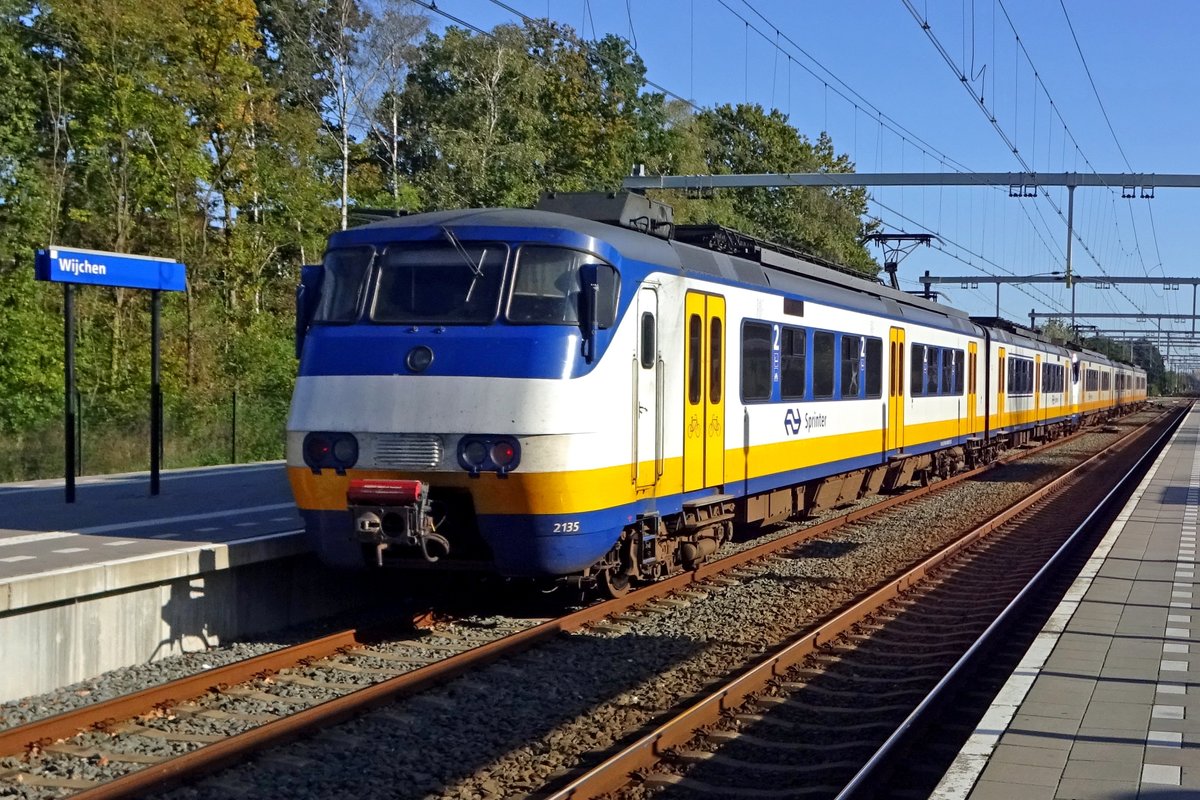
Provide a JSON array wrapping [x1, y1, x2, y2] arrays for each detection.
[[335, 202, 979, 335], [331, 198, 1144, 371], [331, 206, 679, 265]]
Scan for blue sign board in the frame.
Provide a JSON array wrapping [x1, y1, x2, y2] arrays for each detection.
[[35, 247, 187, 292]]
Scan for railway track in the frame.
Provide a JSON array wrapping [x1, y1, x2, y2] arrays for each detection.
[[0, 407, 1176, 800], [545, 404, 1188, 800]]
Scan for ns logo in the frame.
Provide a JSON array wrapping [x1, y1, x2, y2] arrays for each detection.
[[783, 408, 803, 435]]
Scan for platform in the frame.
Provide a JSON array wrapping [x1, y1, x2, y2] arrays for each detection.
[[936, 405, 1200, 799], [0, 463, 368, 703], [0, 462, 303, 610]]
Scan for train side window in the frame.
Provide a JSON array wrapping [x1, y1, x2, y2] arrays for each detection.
[[911, 345, 927, 396], [688, 314, 702, 405], [709, 317, 722, 404], [941, 349, 954, 396], [813, 331, 835, 399], [840, 335, 862, 397], [780, 326, 806, 400], [315, 247, 374, 322], [865, 338, 882, 398], [640, 313, 655, 369], [741, 321, 773, 402]]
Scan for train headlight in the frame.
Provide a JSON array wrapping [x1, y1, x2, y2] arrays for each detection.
[[457, 436, 521, 477], [490, 441, 516, 469], [406, 345, 434, 373], [462, 439, 488, 468], [332, 435, 359, 468], [303, 431, 358, 473], [304, 434, 332, 470]]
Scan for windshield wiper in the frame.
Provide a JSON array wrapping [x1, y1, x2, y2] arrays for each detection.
[[441, 226, 483, 277], [441, 226, 489, 302]]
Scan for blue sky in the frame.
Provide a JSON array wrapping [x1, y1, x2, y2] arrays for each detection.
[[427, 1, 1200, 338]]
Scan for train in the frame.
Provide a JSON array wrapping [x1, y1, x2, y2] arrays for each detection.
[[287, 191, 1147, 595]]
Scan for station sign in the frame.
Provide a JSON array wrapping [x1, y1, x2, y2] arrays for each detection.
[[35, 246, 187, 292]]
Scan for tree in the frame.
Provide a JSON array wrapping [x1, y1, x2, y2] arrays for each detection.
[[360, 3, 426, 210], [653, 104, 877, 275], [397, 21, 678, 210]]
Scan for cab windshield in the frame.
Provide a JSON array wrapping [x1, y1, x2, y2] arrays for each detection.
[[313, 242, 613, 326], [371, 243, 508, 324]]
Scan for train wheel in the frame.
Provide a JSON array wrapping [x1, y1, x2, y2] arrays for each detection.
[[600, 566, 632, 599]]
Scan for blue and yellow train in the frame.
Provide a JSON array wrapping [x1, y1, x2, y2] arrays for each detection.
[[288, 192, 1146, 594]]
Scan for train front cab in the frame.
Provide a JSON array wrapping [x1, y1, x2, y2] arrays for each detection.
[[288, 212, 668, 579]]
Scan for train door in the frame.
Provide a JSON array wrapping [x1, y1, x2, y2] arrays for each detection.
[[997, 347, 1007, 429], [635, 287, 660, 488], [887, 327, 905, 452], [967, 342, 978, 435], [1034, 355, 1042, 423], [683, 292, 726, 492]]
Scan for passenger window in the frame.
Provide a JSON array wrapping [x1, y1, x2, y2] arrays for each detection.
[[741, 322, 773, 402], [781, 327, 806, 400], [941, 350, 953, 396], [640, 312, 655, 369], [709, 317, 722, 404], [688, 315, 702, 405], [911, 345, 926, 396], [865, 338, 882, 398], [813, 331, 835, 399], [840, 336, 862, 397]]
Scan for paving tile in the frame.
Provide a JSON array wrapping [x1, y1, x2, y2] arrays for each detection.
[[1080, 701, 1151, 729], [1067, 741, 1146, 764], [987, 744, 1072, 769], [1011, 713, 1083, 736], [968, 778, 1056, 800], [1012, 702, 1088, 722], [1052, 777, 1139, 798], [1142, 762, 1183, 785], [1060, 757, 1141, 782], [978, 760, 1063, 787], [1088, 683, 1156, 704], [999, 730, 1075, 751]]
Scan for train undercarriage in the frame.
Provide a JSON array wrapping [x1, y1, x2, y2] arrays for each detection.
[[581, 402, 1145, 598], [340, 404, 1144, 599]]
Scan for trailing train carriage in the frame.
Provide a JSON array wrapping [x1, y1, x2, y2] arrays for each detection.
[[288, 192, 1146, 594]]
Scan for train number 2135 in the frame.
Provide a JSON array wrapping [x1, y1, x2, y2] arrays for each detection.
[[553, 520, 581, 533]]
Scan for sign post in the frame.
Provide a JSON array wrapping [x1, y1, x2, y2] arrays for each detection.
[[34, 247, 187, 502]]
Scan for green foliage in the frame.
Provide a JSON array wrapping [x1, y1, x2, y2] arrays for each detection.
[[396, 22, 679, 209], [0, 6, 879, 480], [654, 104, 877, 275], [0, 260, 60, 433]]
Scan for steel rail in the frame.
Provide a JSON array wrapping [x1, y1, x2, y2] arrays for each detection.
[[0, 628, 368, 759], [0, 406, 1158, 797], [834, 402, 1192, 798], [541, 405, 1180, 800]]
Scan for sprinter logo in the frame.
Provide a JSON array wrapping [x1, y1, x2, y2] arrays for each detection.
[[784, 408, 828, 436]]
